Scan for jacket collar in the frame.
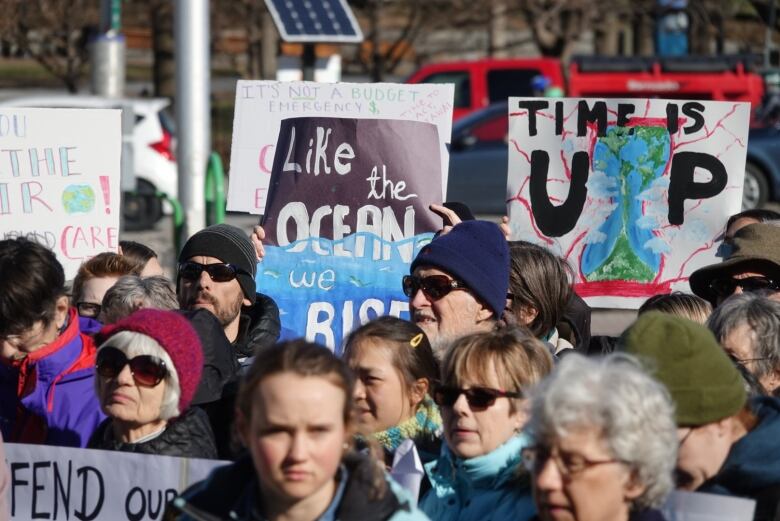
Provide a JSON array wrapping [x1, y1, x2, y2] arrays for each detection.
[[427, 433, 529, 491]]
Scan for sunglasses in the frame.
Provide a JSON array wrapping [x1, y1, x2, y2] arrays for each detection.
[[709, 276, 780, 298], [96, 346, 168, 387], [77, 302, 101, 319], [402, 275, 468, 301], [433, 386, 523, 409], [178, 261, 249, 283]]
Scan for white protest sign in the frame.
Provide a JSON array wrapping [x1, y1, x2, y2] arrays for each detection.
[[663, 490, 756, 520], [227, 80, 454, 214], [0, 108, 121, 280], [507, 98, 750, 308], [5, 443, 228, 521]]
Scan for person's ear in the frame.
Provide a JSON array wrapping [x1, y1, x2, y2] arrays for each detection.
[[761, 369, 780, 395], [511, 399, 529, 431], [476, 300, 494, 322], [408, 378, 429, 409], [517, 304, 539, 327], [243, 297, 252, 307], [623, 470, 647, 501], [54, 295, 70, 328]]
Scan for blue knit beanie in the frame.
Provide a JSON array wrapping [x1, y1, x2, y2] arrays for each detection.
[[410, 220, 509, 318]]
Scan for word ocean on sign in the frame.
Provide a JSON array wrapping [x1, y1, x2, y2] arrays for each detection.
[[259, 117, 443, 351], [506, 97, 750, 309]]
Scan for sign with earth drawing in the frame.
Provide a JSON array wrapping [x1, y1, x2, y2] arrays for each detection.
[[506, 97, 750, 308], [258, 116, 445, 351], [0, 108, 121, 279]]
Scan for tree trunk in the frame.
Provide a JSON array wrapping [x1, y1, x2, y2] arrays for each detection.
[[151, 1, 175, 102], [261, 9, 277, 79], [370, 2, 383, 82], [489, 0, 508, 57]]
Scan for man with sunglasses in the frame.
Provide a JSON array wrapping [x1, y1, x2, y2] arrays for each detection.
[[405, 220, 510, 360], [690, 222, 780, 306], [0, 238, 105, 447], [622, 312, 780, 519], [177, 224, 280, 366]]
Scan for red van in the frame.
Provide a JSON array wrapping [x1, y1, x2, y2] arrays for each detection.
[[406, 58, 565, 120]]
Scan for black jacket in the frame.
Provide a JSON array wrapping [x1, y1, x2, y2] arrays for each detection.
[[87, 407, 217, 459], [169, 452, 417, 521], [179, 308, 238, 406], [233, 292, 281, 360]]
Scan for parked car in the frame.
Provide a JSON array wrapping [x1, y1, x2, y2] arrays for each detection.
[[406, 58, 564, 121], [0, 95, 177, 230], [447, 102, 779, 215]]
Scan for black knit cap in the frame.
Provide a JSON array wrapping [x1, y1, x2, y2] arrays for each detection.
[[178, 223, 257, 303]]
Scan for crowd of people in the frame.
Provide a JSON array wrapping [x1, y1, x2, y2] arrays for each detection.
[[2, 205, 780, 521]]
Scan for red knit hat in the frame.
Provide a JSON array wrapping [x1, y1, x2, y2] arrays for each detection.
[[97, 309, 204, 413]]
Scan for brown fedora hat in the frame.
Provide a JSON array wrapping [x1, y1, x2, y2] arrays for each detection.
[[689, 223, 780, 303]]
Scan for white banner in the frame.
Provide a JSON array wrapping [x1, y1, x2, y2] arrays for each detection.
[[0, 108, 121, 280], [227, 80, 454, 214], [506, 97, 750, 308], [5, 443, 228, 521]]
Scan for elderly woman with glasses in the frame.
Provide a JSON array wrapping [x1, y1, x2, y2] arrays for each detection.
[[87, 309, 217, 459], [419, 328, 553, 521], [524, 353, 677, 521]]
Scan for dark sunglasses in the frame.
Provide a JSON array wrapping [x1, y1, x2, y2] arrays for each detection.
[[402, 275, 468, 301], [77, 302, 101, 318], [433, 386, 524, 409], [709, 275, 780, 298], [178, 261, 249, 283], [96, 346, 168, 387]]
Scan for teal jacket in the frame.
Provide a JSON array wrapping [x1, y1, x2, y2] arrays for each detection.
[[419, 434, 535, 521]]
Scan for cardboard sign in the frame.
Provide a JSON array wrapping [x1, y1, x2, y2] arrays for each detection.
[[227, 80, 454, 214], [0, 108, 121, 280], [4, 442, 228, 521], [258, 116, 445, 351], [506, 98, 750, 308]]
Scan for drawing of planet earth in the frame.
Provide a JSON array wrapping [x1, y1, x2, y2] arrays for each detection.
[[62, 185, 96, 214]]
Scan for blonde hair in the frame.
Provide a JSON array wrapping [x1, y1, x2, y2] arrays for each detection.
[[442, 327, 553, 412]]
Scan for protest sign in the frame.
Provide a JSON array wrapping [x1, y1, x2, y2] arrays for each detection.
[[506, 98, 750, 308], [0, 108, 121, 280], [663, 490, 756, 521], [258, 116, 445, 351], [4, 442, 227, 521], [227, 80, 454, 214]]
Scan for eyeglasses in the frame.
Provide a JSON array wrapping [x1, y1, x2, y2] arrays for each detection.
[[402, 275, 468, 301], [521, 445, 626, 479], [178, 261, 250, 283], [433, 386, 523, 410], [96, 346, 168, 387], [727, 353, 770, 366], [76, 302, 101, 319], [709, 276, 780, 298], [678, 427, 696, 448]]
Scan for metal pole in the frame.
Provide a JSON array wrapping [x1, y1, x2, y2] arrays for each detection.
[[91, 0, 125, 97], [175, 0, 210, 244], [302, 44, 316, 81]]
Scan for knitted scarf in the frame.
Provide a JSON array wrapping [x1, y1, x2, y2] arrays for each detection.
[[372, 396, 442, 453]]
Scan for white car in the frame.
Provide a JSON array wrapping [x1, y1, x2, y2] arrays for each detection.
[[0, 95, 177, 230]]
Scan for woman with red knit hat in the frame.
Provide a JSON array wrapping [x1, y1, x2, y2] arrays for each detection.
[[87, 309, 217, 459]]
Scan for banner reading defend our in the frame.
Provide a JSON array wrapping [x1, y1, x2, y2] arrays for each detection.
[[0, 108, 121, 279]]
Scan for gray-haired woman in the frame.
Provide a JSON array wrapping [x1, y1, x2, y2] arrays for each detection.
[[523, 353, 677, 521]]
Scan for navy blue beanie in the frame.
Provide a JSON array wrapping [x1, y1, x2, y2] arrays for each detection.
[[410, 220, 509, 318]]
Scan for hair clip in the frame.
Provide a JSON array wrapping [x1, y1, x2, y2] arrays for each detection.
[[410, 333, 424, 348]]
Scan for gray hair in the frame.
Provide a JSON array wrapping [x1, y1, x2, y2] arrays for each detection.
[[707, 292, 780, 378], [100, 275, 178, 324], [528, 353, 677, 509], [96, 330, 181, 420]]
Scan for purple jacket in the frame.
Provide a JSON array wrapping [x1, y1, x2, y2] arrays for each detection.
[[0, 308, 106, 447]]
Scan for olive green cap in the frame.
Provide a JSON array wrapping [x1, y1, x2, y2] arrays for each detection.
[[619, 312, 746, 426]]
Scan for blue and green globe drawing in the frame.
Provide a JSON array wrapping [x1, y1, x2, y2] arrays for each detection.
[[62, 185, 96, 214]]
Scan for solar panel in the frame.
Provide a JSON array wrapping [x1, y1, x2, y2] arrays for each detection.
[[265, 0, 364, 43]]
